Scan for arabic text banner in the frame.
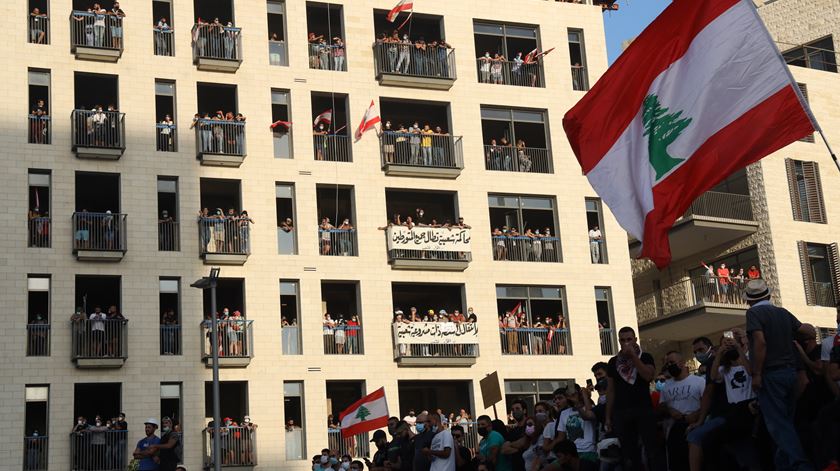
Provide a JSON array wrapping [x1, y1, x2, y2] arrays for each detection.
[[394, 322, 479, 344], [386, 226, 472, 252]]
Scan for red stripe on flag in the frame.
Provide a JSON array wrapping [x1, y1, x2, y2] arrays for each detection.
[[339, 387, 386, 422], [342, 416, 389, 438], [640, 85, 813, 268], [564, 0, 740, 174]]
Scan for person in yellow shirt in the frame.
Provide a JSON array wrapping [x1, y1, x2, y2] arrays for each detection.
[[421, 124, 434, 165]]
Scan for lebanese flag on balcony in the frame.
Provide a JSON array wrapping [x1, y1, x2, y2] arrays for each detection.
[[354, 100, 381, 142], [270, 120, 292, 130], [313, 109, 332, 127], [523, 48, 538, 64], [563, 0, 815, 268], [387, 0, 413, 22], [339, 387, 389, 438]]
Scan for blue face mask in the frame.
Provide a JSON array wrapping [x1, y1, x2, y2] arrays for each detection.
[[655, 380, 665, 392], [431, 425, 438, 433], [695, 348, 711, 364], [330, 457, 338, 465], [415, 423, 425, 433]]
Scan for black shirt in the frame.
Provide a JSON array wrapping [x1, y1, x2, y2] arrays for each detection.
[[607, 352, 656, 410], [373, 445, 388, 467], [158, 431, 180, 471], [455, 444, 471, 471], [412, 430, 434, 471], [745, 303, 801, 371], [507, 425, 525, 471], [797, 345, 832, 421], [388, 436, 414, 471]]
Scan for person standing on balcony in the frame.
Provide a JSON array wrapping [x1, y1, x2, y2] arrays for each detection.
[[701, 261, 718, 302], [433, 126, 448, 166], [346, 315, 360, 354], [106, 305, 126, 357], [747, 265, 761, 280], [333, 37, 345, 71], [414, 37, 427, 75], [320, 217, 334, 254], [308, 32, 324, 68], [89, 306, 107, 357], [229, 310, 244, 356], [479, 52, 492, 83], [161, 308, 178, 355], [396, 34, 412, 74], [717, 263, 732, 303], [409, 123, 422, 164], [159, 114, 174, 151], [323, 313, 336, 352], [155, 17, 171, 55], [504, 311, 519, 354], [380, 121, 396, 163], [92, 4, 107, 47], [133, 418, 161, 471], [338, 218, 353, 255], [30, 8, 48, 44], [421, 124, 434, 166], [511, 52, 524, 85], [589, 225, 602, 263], [223, 22, 237, 59], [108, 2, 125, 49], [438, 39, 452, 77], [490, 53, 506, 84], [318, 38, 331, 70], [91, 106, 108, 147], [238, 210, 253, 253]]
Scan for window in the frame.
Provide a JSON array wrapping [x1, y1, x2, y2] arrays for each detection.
[[311, 92, 352, 162], [28, 0, 50, 44], [160, 383, 182, 427], [327, 381, 369, 456], [196, 83, 245, 158], [782, 36, 837, 73], [73, 72, 123, 152], [595, 287, 617, 356], [786, 159, 826, 223], [267, 1, 288, 65], [797, 84, 815, 142], [27, 275, 50, 356], [191, 0, 241, 63], [153, 0, 174, 56], [74, 172, 124, 254], [321, 281, 363, 354], [496, 285, 571, 355], [798, 241, 840, 307], [284, 381, 305, 460], [155, 80, 177, 151], [316, 185, 357, 256], [28, 170, 51, 248], [28, 69, 51, 144], [473, 21, 543, 87], [280, 280, 301, 355], [25, 385, 49, 470], [275, 184, 297, 254], [306, 2, 347, 71], [568, 29, 589, 91], [272, 89, 292, 158], [159, 278, 181, 355], [504, 379, 571, 413], [489, 194, 560, 262], [481, 106, 552, 173], [158, 177, 179, 251], [586, 198, 608, 264]]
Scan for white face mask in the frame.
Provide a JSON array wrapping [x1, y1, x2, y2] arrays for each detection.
[[341, 463, 351, 470], [320, 455, 329, 464]]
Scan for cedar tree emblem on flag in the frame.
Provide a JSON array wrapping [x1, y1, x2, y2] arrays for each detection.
[[642, 95, 693, 180]]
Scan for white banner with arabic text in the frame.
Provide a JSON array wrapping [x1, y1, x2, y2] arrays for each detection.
[[386, 226, 471, 252], [394, 322, 479, 344]]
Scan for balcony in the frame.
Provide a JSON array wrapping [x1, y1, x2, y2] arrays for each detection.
[[192, 23, 242, 72], [476, 59, 544, 88], [153, 29, 174, 56], [392, 322, 479, 366], [158, 221, 180, 251], [69, 430, 127, 471], [23, 435, 48, 471], [373, 43, 456, 90], [71, 319, 128, 368], [157, 123, 177, 152], [323, 325, 363, 355], [571, 65, 589, 91], [635, 276, 748, 341], [327, 429, 370, 458], [386, 226, 472, 271], [72, 212, 127, 262], [313, 134, 352, 162], [319, 229, 358, 256], [28, 115, 51, 144], [500, 327, 572, 355], [198, 218, 250, 265], [484, 145, 552, 174], [71, 110, 126, 159], [160, 324, 181, 355], [195, 119, 246, 167], [491, 236, 561, 263], [70, 12, 123, 62], [26, 324, 50, 357], [28, 217, 51, 248], [308, 42, 347, 71], [202, 426, 257, 469], [380, 133, 463, 178], [28, 14, 49, 44], [629, 191, 757, 263], [201, 319, 253, 367]]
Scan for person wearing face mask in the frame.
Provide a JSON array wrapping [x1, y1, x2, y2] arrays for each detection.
[[685, 335, 728, 471], [423, 413, 455, 471], [413, 411, 434, 471], [658, 351, 705, 471], [88, 415, 108, 468], [478, 51, 492, 83], [476, 415, 510, 471], [151, 416, 180, 471], [313, 448, 333, 471], [552, 385, 598, 470], [504, 410, 549, 471]]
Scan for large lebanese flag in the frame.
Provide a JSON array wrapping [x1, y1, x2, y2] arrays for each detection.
[[339, 387, 389, 438], [563, 0, 814, 268], [354, 100, 381, 142]]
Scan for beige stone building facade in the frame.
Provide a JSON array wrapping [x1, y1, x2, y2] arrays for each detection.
[[4, 0, 633, 469], [635, 0, 840, 366]]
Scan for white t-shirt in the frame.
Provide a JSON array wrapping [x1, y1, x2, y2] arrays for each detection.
[[429, 429, 455, 471], [659, 375, 705, 415], [557, 408, 596, 454], [717, 365, 755, 404], [588, 229, 602, 241], [403, 415, 416, 426], [821, 335, 837, 361]]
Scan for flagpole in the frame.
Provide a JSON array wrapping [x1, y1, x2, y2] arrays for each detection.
[[744, 0, 840, 173]]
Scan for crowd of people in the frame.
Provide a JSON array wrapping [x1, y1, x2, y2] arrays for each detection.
[[192, 18, 241, 59], [323, 312, 363, 354], [203, 307, 249, 357], [492, 226, 558, 262], [393, 307, 479, 357], [319, 217, 356, 255], [485, 138, 542, 172], [204, 416, 259, 467], [380, 208, 472, 230], [190, 111, 247, 155], [380, 121, 455, 166], [71, 3, 126, 49], [70, 305, 128, 358], [70, 413, 131, 470], [309, 33, 347, 71], [499, 310, 568, 355], [374, 31, 453, 77], [698, 262, 762, 303], [197, 207, 254, 254], [478, 51, 541, 87], [73, 104, 123, 148]]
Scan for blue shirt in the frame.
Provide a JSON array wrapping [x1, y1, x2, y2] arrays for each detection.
[[136, 435, 161, 470]]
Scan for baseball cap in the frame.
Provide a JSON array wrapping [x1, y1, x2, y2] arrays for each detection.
[[371, 429, 387, 442], [144, 418, 160, 428]]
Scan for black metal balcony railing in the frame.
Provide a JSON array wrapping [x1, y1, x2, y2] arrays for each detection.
[[71, 110, 126, 151], [192, 23, 242, 61], [492, 236, 560, 262], [28, 217, 51, 248], [393, 323, 479, 359], [71, 319, 129, 360], [70, 11, 123, 52], [571, 65, 588, 91], [684, 191, 754, 221], [313, 134, 352, 162], [319, 229, 358, 256], [28, 115, 51, 144], [23, 435, 48, 471], [500, 327, 572, 355], [195, 119, 246, 156], [380, 133, 464, 169], [327, 429, 370, 459], [157, 123, 177, 152], [72, 212, 127, 252], [373, 43, 456, 80], [154, 29, 174, 56], [203, 426, 258, 468], [198, 218, 251, 256], [308, 43, 347, 71], [323, 325, 363, 354], [814, 281, 837, 308], [29, 15, 49, 44], [484, 145, 553, 174], [477, 59, 544, 87], [26, 324, 50, 356], [159, 221, 180, 251], [160, 324, 182, 355], [635, 276, 749, 323], [201, 319, 254, 359], [599, 327, 617, 356], [269, 40, 288, 66], [69, 429, 128, 471]]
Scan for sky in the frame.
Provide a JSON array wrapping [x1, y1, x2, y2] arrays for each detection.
[[602, 0, 671, 63]]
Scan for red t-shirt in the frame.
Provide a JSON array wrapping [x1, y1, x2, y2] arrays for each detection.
[[748, 269, 760, 279], [717, 268, 730, 284], [346, 320, 359, 336]]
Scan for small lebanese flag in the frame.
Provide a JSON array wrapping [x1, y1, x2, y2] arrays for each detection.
[[387, 0, 413, 22], [270, 120, 292, 130], [339, 387, 389, 438], [523, 48, 539, 64], [563, 0, 814, 268], [313, 109, 333, 126], [535, 47, 555, 60], [354, 100, 381, 142]]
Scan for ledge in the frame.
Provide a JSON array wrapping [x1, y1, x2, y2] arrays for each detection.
[[202, 253, 248, 265], [389, 258, 469, 271], [75, 250, 125, 262], [199, 153, 246, 167], [377, 73, 455, 90], [382, 163, 461, 179], [75, 358, 125, 368], [195, 57, 242, 73], [74, 147, 124, 160], [203, 357, 251, 368], [74, 46, 122, 62], [396, 356, 477, 367]]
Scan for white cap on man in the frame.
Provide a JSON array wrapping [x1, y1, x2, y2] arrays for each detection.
[[144, 418, 160, 428]]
